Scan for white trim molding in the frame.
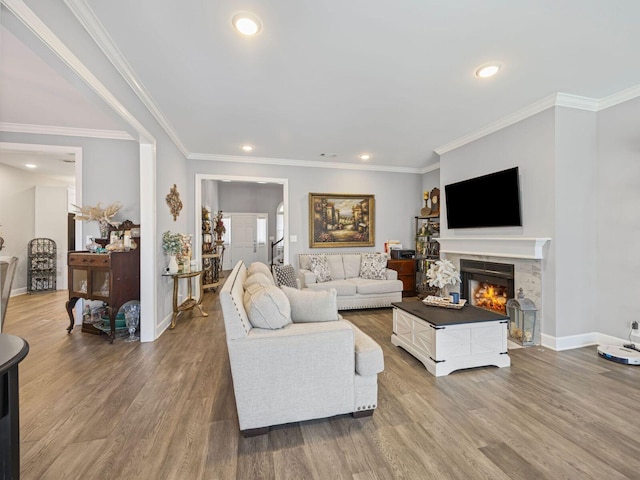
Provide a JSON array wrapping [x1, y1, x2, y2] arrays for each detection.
[[541, 332, 631, 351], [0, 122, 134, 140], [435, 85, 640, 155], [437, 237, 551, 259], [64, 0, 190, 156]]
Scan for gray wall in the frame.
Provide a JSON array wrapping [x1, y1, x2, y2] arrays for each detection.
[[596, 96, 640, 340], [7, 2, 190, 337], [187, 161, 423, 263], [440, 108, 557, 338], [554, 107, 597, 338]]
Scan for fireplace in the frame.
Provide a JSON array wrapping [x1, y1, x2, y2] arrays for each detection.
[[460, 259, 515, 314]]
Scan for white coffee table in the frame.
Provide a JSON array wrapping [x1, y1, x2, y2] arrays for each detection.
[[391, 301, 511, 376]]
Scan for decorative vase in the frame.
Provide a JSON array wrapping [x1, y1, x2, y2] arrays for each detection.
[[168, 255, 179, 274], [98, 220, 110, 239]]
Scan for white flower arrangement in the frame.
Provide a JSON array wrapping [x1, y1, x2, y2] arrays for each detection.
[[426, 259, 461, 289]]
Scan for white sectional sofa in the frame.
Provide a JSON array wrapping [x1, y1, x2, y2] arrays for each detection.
[[297, 252, 403, 310], [219, 260, 385, 436]]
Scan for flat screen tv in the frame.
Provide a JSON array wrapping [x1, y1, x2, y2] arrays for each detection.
[[444, 167, 522, 229]]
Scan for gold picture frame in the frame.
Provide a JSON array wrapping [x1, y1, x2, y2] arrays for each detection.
[[309, 193, 375, 248]]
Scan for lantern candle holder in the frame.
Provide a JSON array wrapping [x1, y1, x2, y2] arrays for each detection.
[[506, 288, 538, 346]]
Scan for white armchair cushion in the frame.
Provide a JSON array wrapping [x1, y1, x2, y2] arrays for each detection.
[[243, 283, 291, 329], [359, 253, 387, 280], [244, 272, 274, 288], [248, 262, 275, 284], [281, 286, 339, 322]]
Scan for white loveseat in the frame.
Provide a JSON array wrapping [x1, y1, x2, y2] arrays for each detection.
[[297, 253, 403, 310], [219, 260, 384, 436]]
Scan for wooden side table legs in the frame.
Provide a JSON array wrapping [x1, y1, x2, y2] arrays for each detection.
[[65, 297, 80, 333], [168, 271, 209, 329]]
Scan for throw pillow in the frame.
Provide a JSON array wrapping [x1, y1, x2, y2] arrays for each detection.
[[309, 254, 332, 283], [244, 272, 274, 289], [272, 264, 298, 288], [243, 283, 292, 329], [281, 286, 339, 322], [360, 253, 387, 280], [247, 262, 275, 284]]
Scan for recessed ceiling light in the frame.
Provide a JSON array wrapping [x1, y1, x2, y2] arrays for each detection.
[[241, 144, 254, 152], [257, 181, 267, 184], [475, 63, 501, 78], [232, 13, 262, 36], [25, 163, 37, 169], [359, 153, 371, 161]]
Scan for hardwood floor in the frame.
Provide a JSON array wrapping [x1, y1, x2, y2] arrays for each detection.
[[4, 290, 640, 479]]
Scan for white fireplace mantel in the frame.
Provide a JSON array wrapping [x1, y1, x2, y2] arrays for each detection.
[[437, 237, 551, 259]]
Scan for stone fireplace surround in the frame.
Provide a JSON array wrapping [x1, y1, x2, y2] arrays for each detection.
[[438, 237, 549, 346]]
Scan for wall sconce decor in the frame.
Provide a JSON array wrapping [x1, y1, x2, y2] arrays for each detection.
[[166, 184, 183, 221]]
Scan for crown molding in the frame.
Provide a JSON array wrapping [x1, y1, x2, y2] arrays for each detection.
[[64, 0, 189, 157], [419, 162, 440, 174], [188, 152, 423, 174], [598, 84, 640, 111], [435, 94, 558, 155], [434, 84, 640, 156], [2, 0, 155, 145], [554, 92, 599, 111], [0, 122, 134, 140]]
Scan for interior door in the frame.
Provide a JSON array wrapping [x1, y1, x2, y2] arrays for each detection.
[[230, 214, 268, 266]]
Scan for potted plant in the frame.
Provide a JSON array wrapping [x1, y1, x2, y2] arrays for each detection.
[[426, 259, 461, 298], [162, 231, 183, 274]]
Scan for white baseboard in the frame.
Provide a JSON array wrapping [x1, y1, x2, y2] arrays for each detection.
[[541, 331, 634, 351], [10, 288, 27, 297]]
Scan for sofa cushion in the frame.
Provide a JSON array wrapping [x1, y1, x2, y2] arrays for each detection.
[[349, 277, 403, 295], [326, 255, 346, 280], [309, 254, 332, 282], [248, 262, 275, 284], [342, 254, 362, 279], [244, 272, 274, 288], [243, 283, 291, 329], [272, 264, 298, 288], [348, 322, 385, 376], [281, 286, 339, 322], [359, 253, 387, 280], [306, 280, 357, 296]]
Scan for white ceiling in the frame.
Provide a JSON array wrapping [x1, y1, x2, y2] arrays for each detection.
[[0, 148, 76, 183], [3, 1, 640, 171]]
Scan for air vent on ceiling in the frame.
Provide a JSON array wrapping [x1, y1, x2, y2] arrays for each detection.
[[61, 159, 76, 163], [320, 153, 337, 158]]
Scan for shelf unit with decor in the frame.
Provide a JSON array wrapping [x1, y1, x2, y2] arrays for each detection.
[[27, 238, 57, 293], [415, 215, 440, 298], [201, 208, 221, 291]]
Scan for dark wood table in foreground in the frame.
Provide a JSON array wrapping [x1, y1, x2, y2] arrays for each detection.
[[0, 333, 29, 480]]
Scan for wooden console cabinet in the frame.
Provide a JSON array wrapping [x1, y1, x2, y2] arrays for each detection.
[[387, 259, 416, 296], [65, 248, 140, 342]]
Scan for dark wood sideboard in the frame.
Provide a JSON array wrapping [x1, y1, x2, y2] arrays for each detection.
[[387, 259, 416, 296], [65, 247, 140, 343]]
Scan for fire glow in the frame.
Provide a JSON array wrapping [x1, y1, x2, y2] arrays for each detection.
[[472, 282, 508, 314]]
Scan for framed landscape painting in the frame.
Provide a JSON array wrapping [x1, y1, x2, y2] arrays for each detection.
[[309, 193, 375, 248]]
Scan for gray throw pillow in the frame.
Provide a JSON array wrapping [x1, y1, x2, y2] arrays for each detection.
[[281, 286, 339, 322], [273, 264, 298, 288]]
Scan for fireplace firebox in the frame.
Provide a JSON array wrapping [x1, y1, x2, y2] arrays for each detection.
[[460, 259, 515, 315]]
